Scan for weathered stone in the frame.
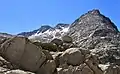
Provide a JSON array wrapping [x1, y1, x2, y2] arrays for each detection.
[[5, 69, 35, 74], [32, 41, 42, 48], [33, 41, 58, 52], [37, 60, 56, 74], [57, 68, 72, 74], [51, 52, 63, 67], [42, 50, 53, 60], [81, 65, 94, 74], [51, 38, 63, 46], [20, 40, 46, 72], [62, 35, 72, 43], [85, 58, 103, 74], [62, 43, 76, 50], [57, 64, 94, 74], [59, 48, 84, 66], [0, 37, 26, 64], [0, 38, 8, 45], [58, 46, 66, 51], [41, 43, 58, 51], [105, 65, 120, 74], [0, 67, 9, 73], [85, 54, 99, 66], [0, 37, 46, 72], [0, 56, 19, 69], [0, 67, 34, 74]]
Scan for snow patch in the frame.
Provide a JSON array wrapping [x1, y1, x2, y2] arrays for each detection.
[[28, 26, 70, 42], [98, 63, 110, 71]]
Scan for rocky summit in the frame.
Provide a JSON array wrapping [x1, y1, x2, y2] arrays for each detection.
[[0, 9, 120, 74], [67, 9, 120, 65]]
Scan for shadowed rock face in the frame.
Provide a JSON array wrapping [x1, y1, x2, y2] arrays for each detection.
[[68, 9, 118, 44]]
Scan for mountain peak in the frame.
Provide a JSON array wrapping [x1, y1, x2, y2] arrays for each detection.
[[37, 25, 52, 33], [55, 23, 69, 29], [88, 9, 100, 15], [68, 9, 119, 46], [40, 25, 52, 28], [18, 9, 119, 44], [18, 23, 70, 42]]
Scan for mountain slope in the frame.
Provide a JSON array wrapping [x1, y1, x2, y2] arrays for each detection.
[[67, 9, 120, 64], [18, 25, 53, 37], [18, 23, 70, 42], [0, 32, 13, 38], [68, 9, 118, 43]]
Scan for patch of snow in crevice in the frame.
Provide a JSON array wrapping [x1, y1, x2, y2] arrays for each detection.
[[28, 26, 70, 41], [113, 55, 120, 59], [98, 63, 110, 71]]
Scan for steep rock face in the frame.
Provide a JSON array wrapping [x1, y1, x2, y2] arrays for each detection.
[[67, 9, 120, 64], [68, 9, 118, 44]]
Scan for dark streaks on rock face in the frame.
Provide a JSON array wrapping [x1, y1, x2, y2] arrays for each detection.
[[67, 9, 120, 65], [68, 9, 119, 46]]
